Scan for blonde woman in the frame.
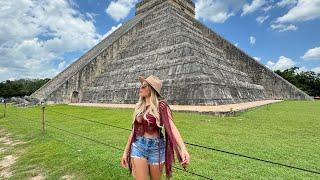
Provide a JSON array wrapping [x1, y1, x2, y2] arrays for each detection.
[[121, 75, 190, 180]]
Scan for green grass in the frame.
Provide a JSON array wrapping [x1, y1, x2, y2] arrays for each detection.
[[0, 100, 319, 179]]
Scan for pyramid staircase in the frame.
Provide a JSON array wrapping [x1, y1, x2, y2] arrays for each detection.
[[31, 0, 312, 105]]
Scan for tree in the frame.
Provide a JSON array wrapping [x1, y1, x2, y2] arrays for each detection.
[[0, 78, 50, 98], [275, 67, 320, 97]]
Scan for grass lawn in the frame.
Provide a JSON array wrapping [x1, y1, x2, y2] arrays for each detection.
[[0, 100, 319, 179]]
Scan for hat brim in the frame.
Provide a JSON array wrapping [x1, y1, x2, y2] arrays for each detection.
[[138, 76, 146, 85], [138, 76, 162, 97]]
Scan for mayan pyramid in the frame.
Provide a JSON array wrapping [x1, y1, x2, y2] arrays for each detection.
[[30, 0, 312, 105]]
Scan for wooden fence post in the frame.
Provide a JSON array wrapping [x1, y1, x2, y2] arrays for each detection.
[[3, 101, 6, 118], [41, 105, 45, 134]]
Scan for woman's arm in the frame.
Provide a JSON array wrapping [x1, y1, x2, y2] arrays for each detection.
[[123, 129, 134, 155], [121, 127, 134, 169]]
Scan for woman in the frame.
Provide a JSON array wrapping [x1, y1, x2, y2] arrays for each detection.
[[121, 75, 190, 180]]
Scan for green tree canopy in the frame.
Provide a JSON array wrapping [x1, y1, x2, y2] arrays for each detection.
[[0, 78, 50, 98]]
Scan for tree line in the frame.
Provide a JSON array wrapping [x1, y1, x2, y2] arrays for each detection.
[[274, 67, 320, 97], [0, 78, 50, 98], [0, 67, 319, 98]]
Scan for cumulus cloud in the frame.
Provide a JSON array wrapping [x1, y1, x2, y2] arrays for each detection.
[[311, 67, 320, 73], [266, 56, 296, 71], [301, 47, 320, 60], [195, 0, 246, 23], [256, 15, 269, 24], [106, 0, 138, 21], [0, 0, 102, 82], [241, 0, 266, 16], [250, 36, 256, 45], [262, 5, 273, 12], [253, 57, 261, 61], [270, 23, 298, 32], [293, 66, 320, 74], [276, 0, 298, 8], [276, 0, 320, 23], [295, 66, 308, 73], [101, 23, 123, 39]]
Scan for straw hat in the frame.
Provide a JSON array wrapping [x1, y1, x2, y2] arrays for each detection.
[[138, 75, 163, 97]]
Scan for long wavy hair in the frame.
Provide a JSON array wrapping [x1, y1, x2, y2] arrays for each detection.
[[131, 84, 163, 128]]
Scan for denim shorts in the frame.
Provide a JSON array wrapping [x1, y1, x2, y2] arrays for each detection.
[[130, 135, 166, 165]]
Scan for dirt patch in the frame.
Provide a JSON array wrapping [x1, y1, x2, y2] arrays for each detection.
[[0, 128, 28, 179], [30, 173, 45, 180], [0, 147, 5, 153], [0, 154, 18, 178], [62, 174, 75, 180], [0, 133, 27, 146]]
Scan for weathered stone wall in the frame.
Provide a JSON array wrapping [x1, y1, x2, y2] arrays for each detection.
[[46, 2, 168, 103], [192, 23, 311, 100], [170, 3, 312, 101], [78, 2, 269, 105], [40, 0, 312, 105], [136, 0, 195, 18]]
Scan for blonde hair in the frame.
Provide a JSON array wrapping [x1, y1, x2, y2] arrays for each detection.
[[131, 84, 163, 128]]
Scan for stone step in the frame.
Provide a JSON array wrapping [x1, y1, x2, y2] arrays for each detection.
[[30, 4, 157, 99]]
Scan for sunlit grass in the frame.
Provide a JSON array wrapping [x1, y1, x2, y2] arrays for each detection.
[[0, 100, 319, 179]]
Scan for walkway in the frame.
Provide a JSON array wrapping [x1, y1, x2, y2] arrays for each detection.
[[68, 99, 283, 115]]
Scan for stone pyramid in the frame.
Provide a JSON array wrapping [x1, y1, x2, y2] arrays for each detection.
[[30, 0, 312, 105]]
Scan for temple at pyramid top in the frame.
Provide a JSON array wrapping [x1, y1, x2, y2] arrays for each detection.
[[31, 0, 312, 105], [136, 0, 195, 18]]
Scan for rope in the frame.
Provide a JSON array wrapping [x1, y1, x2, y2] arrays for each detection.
[[46, 109, 131, 131], [45, 107, 320, 175], [44, 122, 214, 179], [4, 109, 214, 179]]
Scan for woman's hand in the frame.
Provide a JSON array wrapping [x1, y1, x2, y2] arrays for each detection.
[[179, 148, 190, 169], [121, 152, 128, 169]]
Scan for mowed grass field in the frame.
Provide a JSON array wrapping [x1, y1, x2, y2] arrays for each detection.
[[0, 100, 319, 179]]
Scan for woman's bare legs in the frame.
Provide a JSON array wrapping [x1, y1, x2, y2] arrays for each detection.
[[149, 162, 165, 180], [131, 157, 149, 180]]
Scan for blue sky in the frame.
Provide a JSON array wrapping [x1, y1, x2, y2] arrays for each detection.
[[0, 0, 319, 82]]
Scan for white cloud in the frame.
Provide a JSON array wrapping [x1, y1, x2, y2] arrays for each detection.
[[262, 5, 273, 12], [293, 66, 320, 74], [250, 36, 256, 45], [195, 0, 246, 23], [266, 56, 296, 71], [276, 0, 320, 23], [270, 23, 298, 32], [106, 0, 138, 21], [0, 67, 9, 74], [253, 57, 261, 61], [241, 0, 266, 16], [102, 23, 122, 39], [0, 0, 102, 82], [85, 12, 99, 23], [234, 42, 239, 47], [256, 15, 269, 24], [276, 0, 298, 8], [295, 66, 308, 73], [301, 47, 320, 60], [311, 67, 320, 73]]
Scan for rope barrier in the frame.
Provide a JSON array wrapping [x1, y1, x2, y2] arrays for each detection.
[[3, 105, 320, 176], [4, 107, 214, 179], [185, 142, 320, 175], [45, 122, 123, 151], [45, 106, 320, 175], [44, 123, 214, 179], [46, 109, 131, 131]]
